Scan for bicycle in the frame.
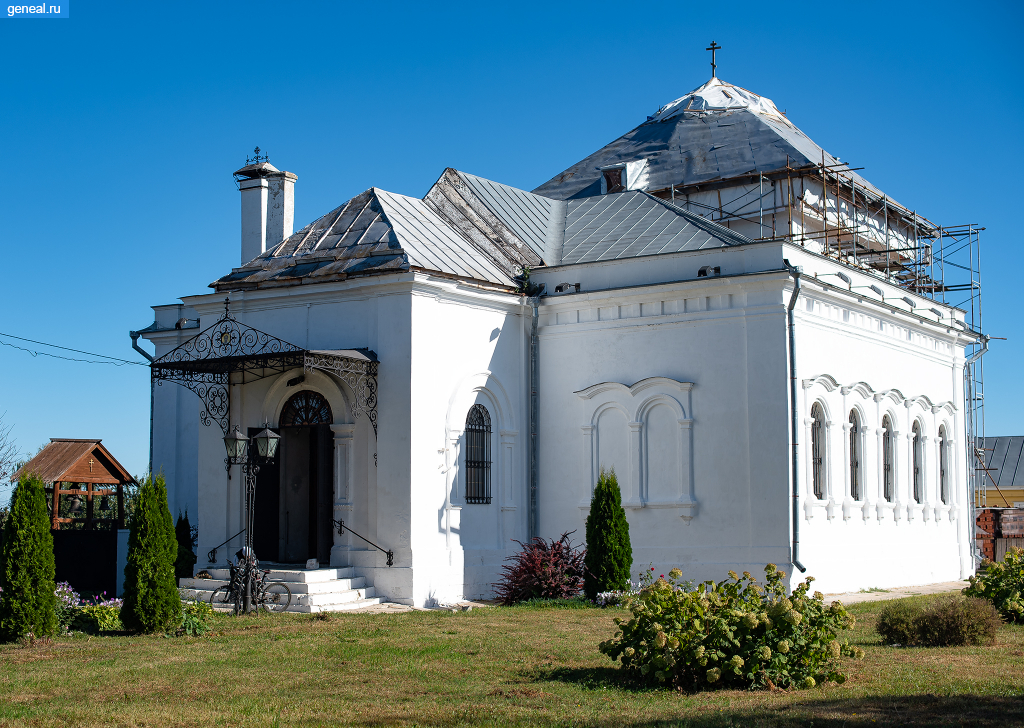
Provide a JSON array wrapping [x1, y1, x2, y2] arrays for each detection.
[[209, 549, 292, 614]]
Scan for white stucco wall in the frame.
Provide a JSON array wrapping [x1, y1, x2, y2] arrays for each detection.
[[407, 278, 528, 604], [146, 239, 977, 604]]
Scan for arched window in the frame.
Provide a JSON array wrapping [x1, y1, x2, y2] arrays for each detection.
[[810, 403, 826, 500], [881, 415, 894, 502], [281, 390, 333, 426], [849, 410, 861, 501], [465, 405, 491, 504], [912, 421, 922, 504], [938, 425, 948, 505]]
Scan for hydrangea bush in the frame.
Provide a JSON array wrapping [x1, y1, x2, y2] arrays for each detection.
[[599, 564, 863, 690], [963, 547, 1024, 623]]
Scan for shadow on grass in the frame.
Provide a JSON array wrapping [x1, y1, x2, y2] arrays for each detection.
[[608, 695, 1024, 727], [533, 668, 1024, 727]]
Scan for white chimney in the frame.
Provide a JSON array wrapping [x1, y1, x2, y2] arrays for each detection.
[[235, 154, 298, 265], [266, 170, 297, 248]]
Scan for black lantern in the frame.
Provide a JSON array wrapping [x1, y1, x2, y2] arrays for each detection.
[[252, 427, 281, 460], [223, 425, 249, 460]]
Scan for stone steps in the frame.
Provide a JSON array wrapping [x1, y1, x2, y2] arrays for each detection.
[[182, 564, 387, 613]]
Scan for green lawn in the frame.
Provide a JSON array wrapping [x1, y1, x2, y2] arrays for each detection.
[[1, 594, 1022, 727]]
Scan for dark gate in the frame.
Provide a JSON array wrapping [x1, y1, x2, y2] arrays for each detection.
[[52, 529, 118, 596]]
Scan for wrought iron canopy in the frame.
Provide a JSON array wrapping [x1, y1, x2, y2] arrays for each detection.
[[151, 310, 378, 436]]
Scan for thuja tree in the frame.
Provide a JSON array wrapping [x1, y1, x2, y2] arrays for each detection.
[[174, 510, 197, 580], [0, 474, 57, 641], [584, 468, 633, 601], [120, 473, 180, 633]]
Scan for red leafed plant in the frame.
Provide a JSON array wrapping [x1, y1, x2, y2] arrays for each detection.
[[494, 532, 587, 605]]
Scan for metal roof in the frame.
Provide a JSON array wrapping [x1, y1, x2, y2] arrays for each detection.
[[12, 439, 134, 485], [560, 191, 749, 264], [532, 77, 891, 207], [214, 172, 753, 291], [453, 170, 565, 263], [981, 436, 1024, 490], [376, 190, 509, 284]]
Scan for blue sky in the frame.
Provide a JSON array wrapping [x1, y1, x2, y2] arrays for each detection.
[[1, 0, 1022, 484]]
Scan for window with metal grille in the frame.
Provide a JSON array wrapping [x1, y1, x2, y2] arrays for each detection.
[[849, 410, 861, 501], [281, 390, 333, 427], [882, 415, 894, 502], [938, 425, 948, 504], [465, 404, 491, 504], [810, 403, 825, 500], [912, 421, 922, 503]]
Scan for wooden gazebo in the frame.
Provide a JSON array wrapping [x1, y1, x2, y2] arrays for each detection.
[[13, 439, 135, 530]]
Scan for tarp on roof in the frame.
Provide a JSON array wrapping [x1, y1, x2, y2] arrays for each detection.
[[532, 77, 892, 206]]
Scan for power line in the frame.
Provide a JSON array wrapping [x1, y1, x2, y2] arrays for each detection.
[[0, 331, 146, 367]]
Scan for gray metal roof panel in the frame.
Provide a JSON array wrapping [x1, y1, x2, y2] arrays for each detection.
[[454, 170, 565, 262], [376, 190, 509, 284], [559, 191, 750, 264], [982, 436, 1024, 489]]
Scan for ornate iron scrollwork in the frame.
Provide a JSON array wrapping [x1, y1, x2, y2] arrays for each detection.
[[154, 370, 231, 433], [303, 352, 378, 437], [151, 304, 378, 439]]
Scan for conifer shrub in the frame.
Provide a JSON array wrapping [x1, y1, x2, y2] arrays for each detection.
[[120, 473, 181, 633], [963, 547, 1024, 623], [877, 595, 1001, 647], [600, 565, 862, 690], [174, 510, 197, 580], [584, 468, 633, 601], [494, 532, 587, 605], [0, 474, 58, 642]]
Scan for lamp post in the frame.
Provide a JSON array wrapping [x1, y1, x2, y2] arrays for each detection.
[[223, 424, 281, 613]]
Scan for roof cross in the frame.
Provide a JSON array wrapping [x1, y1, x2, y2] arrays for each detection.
[[706, 41, 721, 78], [88, 457, 94, 473]]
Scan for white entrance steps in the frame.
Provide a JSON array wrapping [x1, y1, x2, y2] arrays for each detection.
[[179, 565, 387, 613]]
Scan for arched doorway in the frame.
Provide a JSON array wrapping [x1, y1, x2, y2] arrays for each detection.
[[254, 390, 335, 563]]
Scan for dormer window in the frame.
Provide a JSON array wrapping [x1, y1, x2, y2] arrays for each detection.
[[602, 168, 624, 193], [599, 159, 649, 194]]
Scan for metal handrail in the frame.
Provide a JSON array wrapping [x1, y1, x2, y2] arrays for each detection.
[[207, 528, 246, 563], [333, 519, 394, 567]]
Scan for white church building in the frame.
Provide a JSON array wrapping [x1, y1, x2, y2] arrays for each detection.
[[138, 74, 982, 607]]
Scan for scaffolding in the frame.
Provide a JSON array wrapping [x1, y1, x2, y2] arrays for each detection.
[[657, 161, 988, 512]]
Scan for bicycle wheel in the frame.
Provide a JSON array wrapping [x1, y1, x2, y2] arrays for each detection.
[[209, 585, 235, 612], [260, 582, 292, 612]]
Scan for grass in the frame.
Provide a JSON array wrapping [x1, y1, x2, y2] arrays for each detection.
[[858, 587, 890, 594], [0, 593, 1022, 726]]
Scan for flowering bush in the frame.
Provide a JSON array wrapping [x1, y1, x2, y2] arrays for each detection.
[[599, 564, 863, 690], [963, 547, 1024, 624], [596, 567, 694, 606], [494, 532, 587, 605], [73, 594, 125, 633], [54, 582, 81, 633], [178, 598, 213, 636]]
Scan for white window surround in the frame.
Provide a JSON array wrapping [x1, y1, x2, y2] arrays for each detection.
[[574, 377, 696, 519], [801, 374, 958, 525]]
